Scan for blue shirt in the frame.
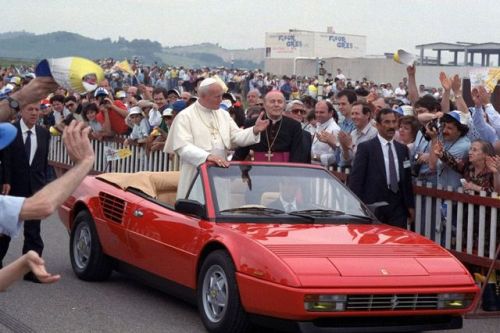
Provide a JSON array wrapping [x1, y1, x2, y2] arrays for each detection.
[[437, 135, 470, 190], [0, 195, 25, 237], [410, 130, 437, 185], [339, 118, 356, 134], [468, 107, 497, 144]]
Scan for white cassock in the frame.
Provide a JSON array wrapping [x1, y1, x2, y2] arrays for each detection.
[[311, 117, 340, 166], [165, 101, 260, 199]]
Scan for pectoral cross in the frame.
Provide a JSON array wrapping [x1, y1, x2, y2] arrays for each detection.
[[265, 150, 274, 161]]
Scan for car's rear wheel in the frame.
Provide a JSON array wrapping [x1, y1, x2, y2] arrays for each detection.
[[197, 250, 250, 333], [70, 210, 112, 281]]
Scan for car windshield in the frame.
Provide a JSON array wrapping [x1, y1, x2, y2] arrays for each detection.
[[208, 164, 371, 220]]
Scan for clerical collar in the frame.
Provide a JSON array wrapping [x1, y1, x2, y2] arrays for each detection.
[[267, 115, 282, 125]]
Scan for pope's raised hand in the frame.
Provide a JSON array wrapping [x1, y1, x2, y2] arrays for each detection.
[[253, 112, 270, 134]]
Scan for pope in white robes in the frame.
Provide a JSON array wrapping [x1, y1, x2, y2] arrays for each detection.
[[165, 78, 269, 199]]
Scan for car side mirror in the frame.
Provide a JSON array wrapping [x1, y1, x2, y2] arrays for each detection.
[[366, 201, 389, 214], [175, 199, 206, 218]]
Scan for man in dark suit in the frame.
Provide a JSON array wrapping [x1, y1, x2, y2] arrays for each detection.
[[348, 109, 414, 228], [0, 102, 50, 280], [267, 178, 305, 212]]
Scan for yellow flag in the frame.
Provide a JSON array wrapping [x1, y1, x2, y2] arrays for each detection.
[[485, 68, 500, 92], [116, 60, 135, 75], [117, 148, 133, 159]]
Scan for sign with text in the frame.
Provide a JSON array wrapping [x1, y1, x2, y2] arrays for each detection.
[[266, 31, 366, 59]]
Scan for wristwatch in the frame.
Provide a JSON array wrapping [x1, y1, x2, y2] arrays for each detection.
[[6, 97, 20, 112]]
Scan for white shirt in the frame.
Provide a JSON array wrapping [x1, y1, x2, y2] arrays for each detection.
[[311, 117, 340, 166], [279, 195, 297, 212], [395, 87, 406, 97], [148, 109, 163, 128], [341, 122, 378, 165], [53, 107, 71, 124], [377, 134, 400, 187], [20, 119, 37, 165]]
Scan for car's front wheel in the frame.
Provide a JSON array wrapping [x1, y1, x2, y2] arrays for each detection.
[[70, 210, 113, 281], [197, 250, 250, 333]]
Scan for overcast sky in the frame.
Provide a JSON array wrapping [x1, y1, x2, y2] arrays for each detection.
[[3, 0, 500, 55]]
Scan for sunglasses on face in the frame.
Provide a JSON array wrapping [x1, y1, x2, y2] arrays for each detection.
[[291, 109, 307, 115]]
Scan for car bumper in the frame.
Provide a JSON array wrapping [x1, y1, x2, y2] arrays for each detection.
[[237, 272, 477, 331], [250, 313, 462, 333]]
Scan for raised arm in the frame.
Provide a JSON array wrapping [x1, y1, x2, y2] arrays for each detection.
[[439, 72, 451, 113], [406, 65, 419, 105], [451, 75, 468, 114]]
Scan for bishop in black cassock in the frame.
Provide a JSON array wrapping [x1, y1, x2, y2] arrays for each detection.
[[233, 116, 304, 162]]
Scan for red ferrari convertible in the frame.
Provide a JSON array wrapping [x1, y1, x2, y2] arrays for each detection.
[[59, 162, 479, 333]]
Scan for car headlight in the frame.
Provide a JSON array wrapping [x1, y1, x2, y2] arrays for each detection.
[[437, 293, 474, 309], [304, 294, 347, 312]]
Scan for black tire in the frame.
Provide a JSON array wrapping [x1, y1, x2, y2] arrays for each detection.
[[197, 250, 250, 333], [69, 210, 113, 281]]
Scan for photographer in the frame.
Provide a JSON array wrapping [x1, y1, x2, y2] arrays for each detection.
[[409, 95, 442, 185], [94, 87, 128, 136], [428, 111, 471, 190]]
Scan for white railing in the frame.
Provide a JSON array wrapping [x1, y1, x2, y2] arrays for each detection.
[[48, 136, 180, 173], [413, 182, 500, 261]]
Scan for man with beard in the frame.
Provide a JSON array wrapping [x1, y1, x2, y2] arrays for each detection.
[[349, 109, 414, 228]]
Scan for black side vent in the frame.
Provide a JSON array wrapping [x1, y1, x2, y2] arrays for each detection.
[[99, 192, 126, 223]]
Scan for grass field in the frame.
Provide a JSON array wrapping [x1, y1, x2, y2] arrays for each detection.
[[0, 57, 36, 67]]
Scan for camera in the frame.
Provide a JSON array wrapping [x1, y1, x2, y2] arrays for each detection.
[[98, 95, 110, 106], [411, 153, 422, 177], [63, 113, 75, 126], [428, 118, 440, 132], [423, 118, 441, 140]]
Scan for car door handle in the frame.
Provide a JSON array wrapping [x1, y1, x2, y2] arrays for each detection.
[[133, 209, 144, 217]]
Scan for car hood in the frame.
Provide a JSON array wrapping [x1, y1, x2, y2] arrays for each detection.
[[220, 223, 473, 287]]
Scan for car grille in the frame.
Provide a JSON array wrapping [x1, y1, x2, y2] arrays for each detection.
[[266, 244, 448, 257], [99, 192, 126, 223], [346, 294, 439, 311]]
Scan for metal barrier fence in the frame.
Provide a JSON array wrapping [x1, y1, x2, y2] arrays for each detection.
[[48, 136, 180, 173], [49, 138, 500, 268]]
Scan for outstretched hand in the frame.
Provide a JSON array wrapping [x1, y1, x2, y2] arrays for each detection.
[[439, 72, 451, 91], [451, 74, 461, 94], [62, 120, 94, 165], [253, 112, 270, 134], [26, 251, 61, 284]]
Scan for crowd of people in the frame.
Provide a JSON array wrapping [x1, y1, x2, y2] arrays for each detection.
[[1, 58, 500, 288]]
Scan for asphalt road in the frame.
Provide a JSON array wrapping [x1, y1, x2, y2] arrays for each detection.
[[0, 214, 499, 333]]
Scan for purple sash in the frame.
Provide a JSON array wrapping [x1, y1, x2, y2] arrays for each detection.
[[253, 151, 290, 162]]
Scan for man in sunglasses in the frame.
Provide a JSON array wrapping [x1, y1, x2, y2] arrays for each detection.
[[285, 100, 307, 126], [284, 100, 313, 164]]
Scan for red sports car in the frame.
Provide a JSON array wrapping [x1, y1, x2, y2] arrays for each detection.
[[59, 162, 479, 333]]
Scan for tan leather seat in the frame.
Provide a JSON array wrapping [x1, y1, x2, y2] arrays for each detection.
[[260, 192, 280, 206], [97, 171, 180, 206]]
